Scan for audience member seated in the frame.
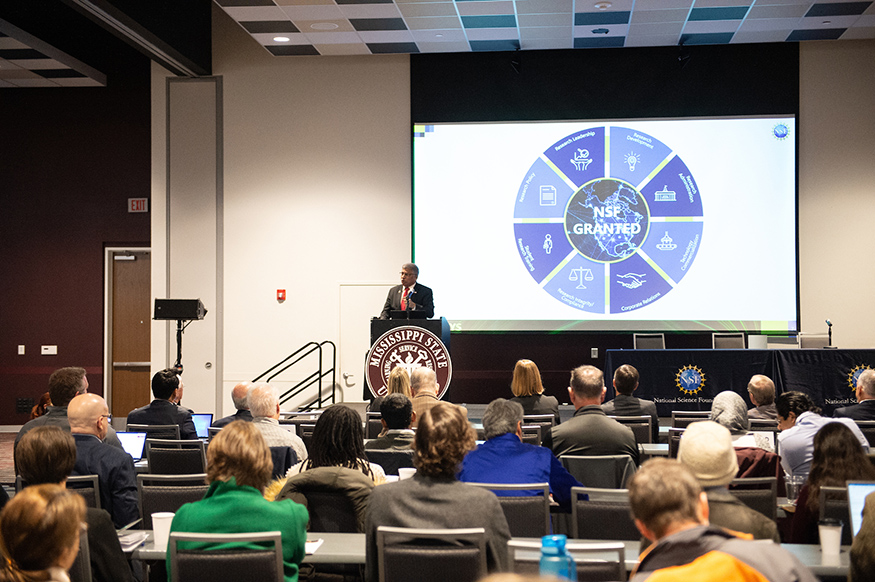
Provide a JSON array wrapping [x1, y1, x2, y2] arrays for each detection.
[[16, 426, 135, 582], [710, 391, 774, 452], [542, 365, 639, 465], [249, 383, 307, 462], [30, 391, 52, 420], [0, 484, 86, 582], [628, 459, 817, 582], [601, 364, 659, 442], [15, 367, 123, 459], [368, 365, 411, 415], [365, 394, 415, 450], [127, 368, 197, 440], [788, 422, 875, 543], [284, 405, 385, 484], [365, 402, 511, 581], [776, 391, 868, 476], [834, 369, 875, 421], [747, 374, 778, 420], [410, 368, 441, 428], [212, 381, 254, 428], [168, 421, 308, 582], [459, 398, 581, 510], [677, 421, 780, 543], [509, 359, 560, 423], [850, 491, 875, 582], [68, 393, 139, 528]]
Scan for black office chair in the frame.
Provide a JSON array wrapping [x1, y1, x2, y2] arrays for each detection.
[[18, 474, 103, 510], [670, 411, 709, 429], [819, 486, 852, 545], [607, 415, 653, 445], [560, 455, 637, 489], [712, 332, 745, 349], [729, 477, 777, 520], [855, 421, 875, 448], [365, 449, 415, 476], [376, 526, 486, 582], [570, 487, 639, 541], [466, 482, 551, 538], [169, 531, 284, 582], [145, 438, 207, 474], [69, 519, 92, 582], [633, 333, 665, 349], [137, 474, 209, 529], [507, 539, 626, 582], [127, 423, 181, 440]]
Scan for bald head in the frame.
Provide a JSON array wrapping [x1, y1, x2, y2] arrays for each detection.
[[231, 382, 252, 410], [68, 393, 109, 438], [747, 374, 776, 407], [410, 367, 437, 396], [857, 370, 875, 401]]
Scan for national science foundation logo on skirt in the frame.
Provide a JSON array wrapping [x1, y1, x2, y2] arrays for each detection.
[[848, 365, 872, 391], [676, 365, 706, 395], [366, 326, 452, 400]]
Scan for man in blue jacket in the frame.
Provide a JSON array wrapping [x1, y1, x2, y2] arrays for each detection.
[[459, 398, 581, 510]]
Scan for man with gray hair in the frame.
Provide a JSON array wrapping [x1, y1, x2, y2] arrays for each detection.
[[212, 381, 254, 428], [542, 365, 639, 464], [747, 374, 778, 420], [835, 369, 875, 421], [249, 383, 307, 462], [379, 262, 435, 319], [410, 367, 440, 427], [459, 398, 581, 509]]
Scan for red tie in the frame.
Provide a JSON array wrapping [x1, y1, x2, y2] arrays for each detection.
[[401, 287, 409, 311]]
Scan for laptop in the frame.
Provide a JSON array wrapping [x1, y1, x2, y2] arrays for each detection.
[[191, 413, 213, 439], [116, 431, 148, 461], [848, 481, 875, 538]]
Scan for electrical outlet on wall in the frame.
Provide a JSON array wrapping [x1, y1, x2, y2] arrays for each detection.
[[18, 345, 25, 355], [591, 347, 598, 359]]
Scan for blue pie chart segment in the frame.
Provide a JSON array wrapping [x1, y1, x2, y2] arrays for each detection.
[[513, 126, 703, 314]]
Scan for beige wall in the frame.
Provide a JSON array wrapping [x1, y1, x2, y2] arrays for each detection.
[[152, 8, 875, 414]]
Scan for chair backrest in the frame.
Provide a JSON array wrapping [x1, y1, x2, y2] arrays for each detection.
[[127, 423, 181, 440], [367, 417, 383, 440], [712, 332, 745, 349], [633, 333, 665, 349], [799, 333, 830, 349], [466, 482, 551, 538], [137, 474, 209, 529], [208, 426, 223, 440], [668, 428, 684, 458], [560, 455, 637, 489], [66, 475, 101, 509], [507, 539, 626, 582], [299, 424, 316, 452], [520, 424, 542, 446], [307, 490, 361, 532], [169, 531, 284, 582], [819, 486, 852, 545], [671, 411, 709, 429], [729, 477, 777, 520], [364, 449, 415, 476], [145, 439, 207, 474], [607, 416, 652, 445], [376, 526, 486, 582], [749, 419, 779, 431], [68, 516, 92, 582], [855, 421, 875, 448], [269, 446, 298, 479], [570, 487, 639, 540]]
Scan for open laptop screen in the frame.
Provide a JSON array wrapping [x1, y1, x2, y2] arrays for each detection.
[[116, 431, 147, 461], [192, 413, 213, 439], [848, 481, 875, 538]]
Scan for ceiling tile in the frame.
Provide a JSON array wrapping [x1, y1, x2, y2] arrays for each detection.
[[628, 21, 685, 36], [0, 37, 28, 50], [795, 14, 861, 27], [738, 17, 802, 31], [357, 29, 416, 40], [693, 0, 752, 7], [574, 11, 631, 25], [688, 6, 750, 20], [679, 31, 735, 43], [518, 25, 572, 38], [290, 20, 356, 32], [682, 19, 742, 32], [367, 41, 421, 51], [787, 27, 847, 39], [14, 78, 60, 87], [840, 24, 875, 36], [397, 3, 459, 16], [520, 36, 572, 48], [249, 32, 314, 43], [414, 40, 472, 51], [222, 6, 290, 20], [856, 13, 875, 23], [461, 14, 518, 27], [52, 77, 103, 87], [341, 3, 404, 16], [313, 42, 373, 54], [469, 38, 520, 49], [456, 1, 516, 15], [633, 0, 692, 9], [241, 20, 302, 33], [9, 58, 67, 70], [630, 9, 690, 23], [573, 36, 625, 46], [0, 67, 40, 79], [518, 13, 571, 26], [304, 31, 364, 42], [624, 33, 682, 46], [805, 2, 871, 17], [281, 5, 346, 18], [747, 5, 808, 19], [731, 29, 793, 43], [574, 23, 629, 36], [410, 28, 468, 40], [465, 26, 520, 38], [350, 17, 409, 29], [404, 15, 464, 27], [266, 43, 322, 54], [276, 0, 335, 5], [515, 0, 573, 15]]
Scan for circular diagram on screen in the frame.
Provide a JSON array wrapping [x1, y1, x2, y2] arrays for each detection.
[[513, 126, 704, 314]]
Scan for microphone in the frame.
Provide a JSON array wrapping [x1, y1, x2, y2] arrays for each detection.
[[825, 319, 832, 327], [826, 319, 833, 348]]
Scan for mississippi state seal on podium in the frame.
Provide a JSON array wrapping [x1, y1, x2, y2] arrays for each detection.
[[366, 326, 452, 399]]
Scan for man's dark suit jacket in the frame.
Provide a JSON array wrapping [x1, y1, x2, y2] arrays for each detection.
[[72, 434, 139, 529], [380, 283, 434, 319], [834, 399, 875, 421], [211, 409, 254, 428], [601, 393, 659, 442], [126, 398, 197, 439]]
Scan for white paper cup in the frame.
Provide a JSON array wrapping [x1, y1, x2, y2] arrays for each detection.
[[818, 518, 843, 557], [152, 512, 175, 549], [398, 468, 416, 480]]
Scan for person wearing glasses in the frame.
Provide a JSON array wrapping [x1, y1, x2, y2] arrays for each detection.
[[68, 393, 139, 528], [379, 263, 434, 319]]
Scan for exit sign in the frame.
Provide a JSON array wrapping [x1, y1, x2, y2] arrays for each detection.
[[128, 198, 149, 213]]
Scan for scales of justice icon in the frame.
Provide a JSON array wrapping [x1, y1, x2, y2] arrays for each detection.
[[569, 267, 594, 289]]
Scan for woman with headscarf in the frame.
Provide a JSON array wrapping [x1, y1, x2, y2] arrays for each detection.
[[710, 390, 774, 452]]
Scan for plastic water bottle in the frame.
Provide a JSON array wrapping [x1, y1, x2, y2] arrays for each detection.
[[539, 534, 577, 581]]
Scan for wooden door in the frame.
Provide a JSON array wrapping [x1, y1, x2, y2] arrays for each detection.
[[110, 250, 151, 417]]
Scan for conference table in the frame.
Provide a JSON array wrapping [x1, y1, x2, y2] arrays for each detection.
[[604, 348, 875, 417], [127, 531, 849, 578]]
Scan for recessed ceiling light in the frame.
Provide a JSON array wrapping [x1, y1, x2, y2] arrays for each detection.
[[273, 36, 290, 42], [435, 33, 443, 37], [310, 22, 340, 30], [822, 20, 831, 25], [594, 1, 612, 10]]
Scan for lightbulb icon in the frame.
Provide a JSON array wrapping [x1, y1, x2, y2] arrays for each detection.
[[624, 151, 641, 171]]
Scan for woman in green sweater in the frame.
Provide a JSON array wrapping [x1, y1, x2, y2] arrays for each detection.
[[167, 420, 308, 582]]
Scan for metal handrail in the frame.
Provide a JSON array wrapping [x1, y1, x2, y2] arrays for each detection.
[[252, 340, 336, 410]]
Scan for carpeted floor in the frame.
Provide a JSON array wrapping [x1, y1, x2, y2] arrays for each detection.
[[0, 433, 15, 485]]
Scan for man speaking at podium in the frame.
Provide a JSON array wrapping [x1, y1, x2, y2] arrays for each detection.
[[380, 263, 434, 319]]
